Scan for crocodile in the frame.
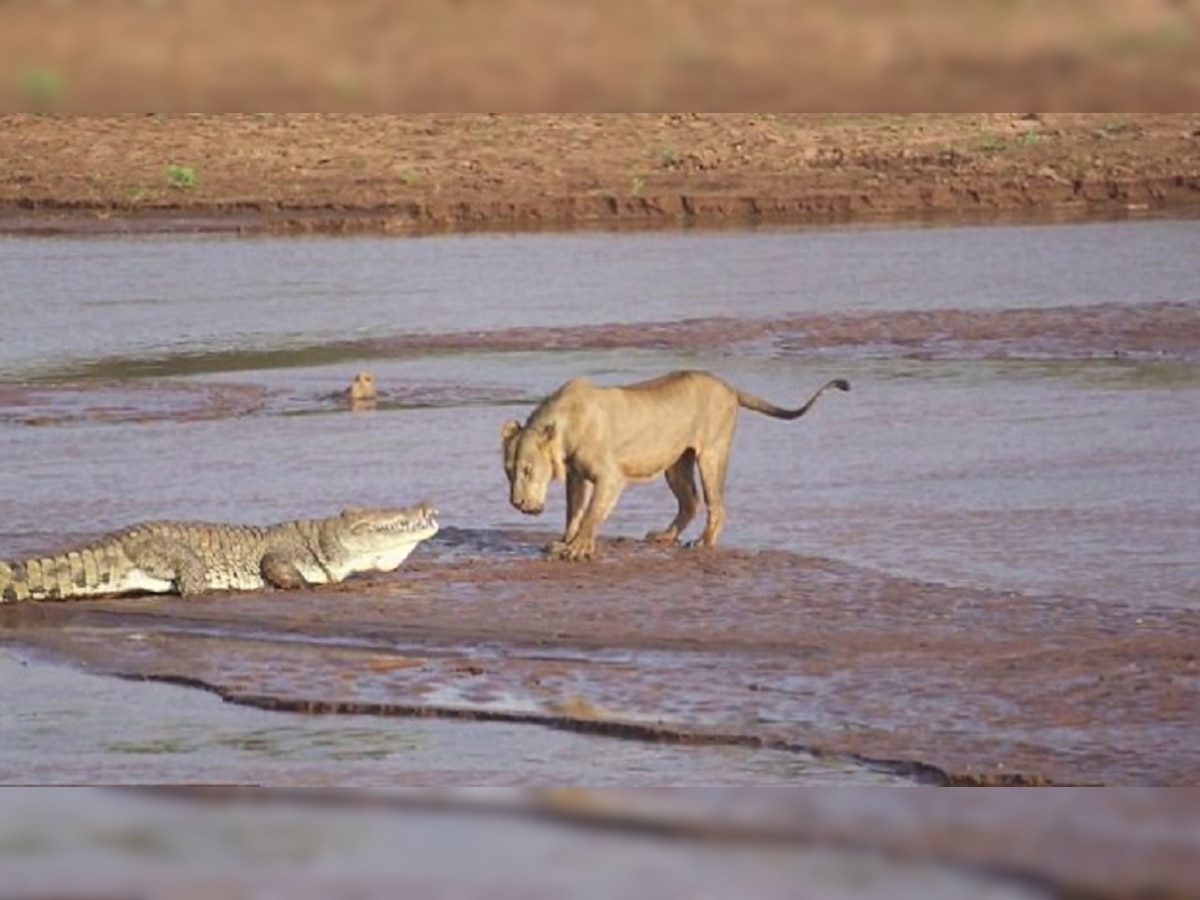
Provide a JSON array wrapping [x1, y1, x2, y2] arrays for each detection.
[[0, 503, 438, 602]]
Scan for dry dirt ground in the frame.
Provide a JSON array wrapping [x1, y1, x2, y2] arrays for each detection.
[[2, 114, 1199, 234], [3, 1, 1200, 111]]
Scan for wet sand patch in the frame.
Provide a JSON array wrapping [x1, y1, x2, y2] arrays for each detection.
[[0, 376, 534, 426], [4, 536, 1196, 785], [8, 300, 1198, 430], [0, 380, 269, 426], [361, 300, 1200, 362]]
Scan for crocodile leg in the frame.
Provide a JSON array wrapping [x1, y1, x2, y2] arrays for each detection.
[[122, 534, 209, 597], [260, 551, 321, 590]]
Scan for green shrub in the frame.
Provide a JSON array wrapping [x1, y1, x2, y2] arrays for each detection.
[[19, 67, 65, 106], [165, 164, 197, 189]]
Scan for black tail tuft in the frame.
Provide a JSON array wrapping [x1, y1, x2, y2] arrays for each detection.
[[831, 379, 851, 392]]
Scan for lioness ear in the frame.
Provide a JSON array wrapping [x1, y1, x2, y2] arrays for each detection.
[[501, 420, 522, 444], [540, 422, 557, 442]]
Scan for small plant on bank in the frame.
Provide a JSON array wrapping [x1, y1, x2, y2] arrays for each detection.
[[165, 164, 197, 189], [18, 67, 66, 107], [398, 167, 420, 187], [979, 130, 1043, 153], [330, 69, 360, 96], [1101, 119, 1138, 136]]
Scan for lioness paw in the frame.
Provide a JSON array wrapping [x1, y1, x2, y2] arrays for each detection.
[[645, 528, 679, 545], [544, 540, 574, 560], [549, 538, 595, 562]]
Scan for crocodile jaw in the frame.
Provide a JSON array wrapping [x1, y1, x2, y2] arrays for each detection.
[[326, 528, 437, 580], [322, 504, 440, 580]]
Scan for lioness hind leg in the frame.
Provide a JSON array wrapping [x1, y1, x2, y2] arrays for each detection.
[[694, 447, 731, 547], [646, 451, 699, 544]]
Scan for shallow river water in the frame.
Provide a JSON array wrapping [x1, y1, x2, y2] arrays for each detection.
[[1, 220, 1199, 799]]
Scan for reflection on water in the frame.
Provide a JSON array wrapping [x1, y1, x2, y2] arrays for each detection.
[[2, 220, 1198, 377], [0, 789, 1059, 900], [0, 653, 905, 785]]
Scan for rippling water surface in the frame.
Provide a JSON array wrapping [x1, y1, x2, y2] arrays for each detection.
[[1, 220, 1198, 791]]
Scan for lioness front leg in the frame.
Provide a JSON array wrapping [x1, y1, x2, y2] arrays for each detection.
[[547, 472, 592, 557], [550, 475, 623, 562], [552, 471, 591, 547]]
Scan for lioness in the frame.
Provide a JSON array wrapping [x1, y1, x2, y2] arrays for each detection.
[[346, 370, 377, 410], [501, 370, 850, 561]]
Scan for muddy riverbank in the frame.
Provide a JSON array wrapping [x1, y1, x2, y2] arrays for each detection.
[[3, 114, 1200, 235], [5, 532, 1198, 786]]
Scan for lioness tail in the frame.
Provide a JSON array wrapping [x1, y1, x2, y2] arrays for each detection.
[[736, 378, 850, 421]]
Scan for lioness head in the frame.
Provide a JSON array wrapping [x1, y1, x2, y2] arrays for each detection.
[[348, 371, 377, 403], [501, 419, 564, 515]]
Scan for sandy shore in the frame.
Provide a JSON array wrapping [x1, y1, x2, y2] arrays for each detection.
[[2, 114, 1199, 235]]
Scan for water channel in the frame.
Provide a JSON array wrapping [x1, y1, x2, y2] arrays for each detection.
[[0, 219, 1197, 790]]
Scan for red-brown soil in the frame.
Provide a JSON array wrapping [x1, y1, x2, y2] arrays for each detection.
[[2, 114, 1199, 235], [3, 1, 1200, 112], [5, 534, 1197, 790]]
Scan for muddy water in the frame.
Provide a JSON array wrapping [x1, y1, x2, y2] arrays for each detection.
[[1, 221, 1199, 791], [0, 653, 885, 786], [0, 790, 1064, 900]]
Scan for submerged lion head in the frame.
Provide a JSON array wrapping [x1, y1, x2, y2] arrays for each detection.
[[347, 371, 377, 409]]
